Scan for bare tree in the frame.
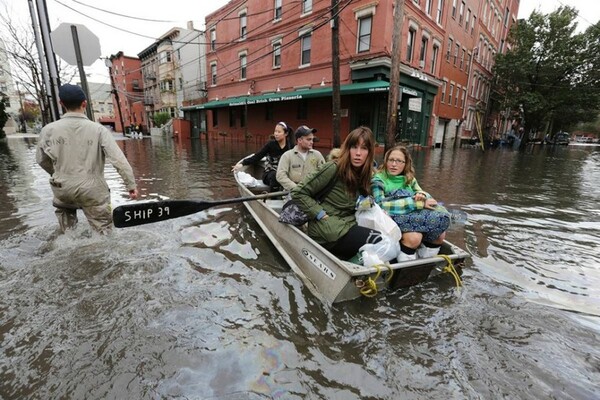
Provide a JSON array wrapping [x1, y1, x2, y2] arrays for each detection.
[[0, 3, 76, 124]]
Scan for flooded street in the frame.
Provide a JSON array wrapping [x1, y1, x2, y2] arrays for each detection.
[[1, 135, 599, 399]]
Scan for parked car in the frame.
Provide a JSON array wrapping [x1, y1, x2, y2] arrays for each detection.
[[554, 132, 570, 145]]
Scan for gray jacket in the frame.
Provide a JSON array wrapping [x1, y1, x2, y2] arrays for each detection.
[[36, 112, 136, 206]]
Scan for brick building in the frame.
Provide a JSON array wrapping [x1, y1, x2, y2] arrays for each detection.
[[181, 0, 518, 147], [107, 51, 146, 134]]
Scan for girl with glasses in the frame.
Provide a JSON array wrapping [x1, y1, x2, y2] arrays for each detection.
[[371, 146, 450, 260]]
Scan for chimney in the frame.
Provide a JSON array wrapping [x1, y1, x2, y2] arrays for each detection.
[[187, 21, 194, 30]]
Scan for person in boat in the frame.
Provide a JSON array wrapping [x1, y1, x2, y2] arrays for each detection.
[[275, 125, 325, 191], [36, 84, 139, 233], [327, 147, 341, 162], [371, 146, 449, 261], [291, 126, 382, 260], [232, 121, 293, 191]]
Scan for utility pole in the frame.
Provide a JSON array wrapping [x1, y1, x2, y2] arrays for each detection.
[[331, 0, 341, 148], [27, 0, 52, 124], [35, 0, 61, 121], [385, 0, 404, 153], [105, 58, 125, 134]]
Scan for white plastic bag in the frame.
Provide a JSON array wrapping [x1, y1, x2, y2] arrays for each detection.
[[359, 234, 400, 263], [236, 171, 260, 188], [356, 203, 401, 242]]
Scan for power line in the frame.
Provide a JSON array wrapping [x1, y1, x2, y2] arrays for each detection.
[[68, 0, 179, 23]]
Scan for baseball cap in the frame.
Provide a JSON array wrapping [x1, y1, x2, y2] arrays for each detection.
[[59, 84, 86, 103], [295, 125, 317, 140]]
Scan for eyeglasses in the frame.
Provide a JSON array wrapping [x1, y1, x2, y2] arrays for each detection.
[[387, 158, 406, 165]]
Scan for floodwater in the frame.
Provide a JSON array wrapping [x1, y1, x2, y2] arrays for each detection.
[[1, 135, 598, 399]]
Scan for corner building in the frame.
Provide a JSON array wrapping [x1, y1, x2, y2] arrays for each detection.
[[186, 0, 518, 147]]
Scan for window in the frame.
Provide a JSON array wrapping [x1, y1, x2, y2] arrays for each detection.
[[425, 0, 433, 15], [436, 0, 444, 24], [274, 0, 282, 20], [471, 16, 476, 34], [241, 107, 246, 128], [239, 12, 247, 40], [431, 44, 439, 74], [448, 84, 454, 104], [265, 104, 273, 121], [462, 88, 467, 108], [451, 0, 456, 18], [358, 16, 372, 52], [159, 51, 172, 64], [441, 81, 446, 103], [419, 36, 428, 66], [446, 38, 453, 61], [229, 108, 236, 127], [297, 100, 308, 120], [406, 28, 416, 62], [240, 54, 247, 80], [300, 33, 311, 65], [460, 48, 465, 69], [465, 9, 471, 31], [504, 7, 510, 27], [454, 43, 459, 65], [178, 77, 183, 90], [160, 80, 173, 91], [455, 85, 460, 106], [211, 63, 217, 85], [302, 0, 312, 14], [212, 110, 218, 127], [459, 1, 465, 25], [210, 29, 216, 51], [273, 41, 281, 68]]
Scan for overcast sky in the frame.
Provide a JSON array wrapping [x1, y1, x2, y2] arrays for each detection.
[[1, 0, 599, 85]]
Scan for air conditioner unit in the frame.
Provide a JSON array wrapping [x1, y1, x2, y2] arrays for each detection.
[[419, 60, 425, 69]]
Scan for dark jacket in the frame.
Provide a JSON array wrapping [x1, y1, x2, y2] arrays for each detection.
[[291, 162, 357, 247], [241, 140, 290, 173]]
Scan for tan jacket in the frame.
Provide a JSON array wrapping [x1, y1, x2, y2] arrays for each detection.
[[276, 146, 325, 191], [36, 112, 136, 206]]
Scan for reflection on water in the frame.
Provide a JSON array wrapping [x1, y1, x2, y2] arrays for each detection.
[[1, 135, 598, 399]]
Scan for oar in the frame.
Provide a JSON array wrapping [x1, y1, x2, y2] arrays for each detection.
[[112, 191, 288, 228]]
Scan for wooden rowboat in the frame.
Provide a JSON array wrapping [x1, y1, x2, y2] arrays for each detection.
[[235, 160, 471, 305]]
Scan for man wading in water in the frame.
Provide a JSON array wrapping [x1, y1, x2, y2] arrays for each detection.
[[36, 84, 139, 233]]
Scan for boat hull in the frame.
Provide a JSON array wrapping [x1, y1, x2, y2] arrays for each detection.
[[235, 163, 470, 305]]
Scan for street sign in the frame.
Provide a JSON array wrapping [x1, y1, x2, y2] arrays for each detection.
[[50, 23, 101, 66]]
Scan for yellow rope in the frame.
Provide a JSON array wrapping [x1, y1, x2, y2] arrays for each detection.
[[437, 254, 462, 287], [359, 263, 394, 298]]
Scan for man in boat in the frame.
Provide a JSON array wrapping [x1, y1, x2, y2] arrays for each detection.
[[276, 125, 325, 191], [36, 84, 139, 233]]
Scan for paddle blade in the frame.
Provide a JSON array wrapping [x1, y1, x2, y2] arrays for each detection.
[[112, 200, 207, 228]]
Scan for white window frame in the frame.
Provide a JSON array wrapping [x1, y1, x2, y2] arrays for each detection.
[[302, 0, 313, 15], [272, 39, 282, 68], [239, 51, 247, 80], [357, 15, 372, 53], [239, 10, 247, 40], [274, 0, 282, 21], [299, 28, 312, 66], [210, 62, 217, 86]]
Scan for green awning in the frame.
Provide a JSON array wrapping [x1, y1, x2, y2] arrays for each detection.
[[182, 80, 392, 111]]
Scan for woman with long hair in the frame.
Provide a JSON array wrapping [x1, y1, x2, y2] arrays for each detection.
[[371, 146, 449, 260], [232, 121, 293, 191], [291, 126, 382, 260]]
